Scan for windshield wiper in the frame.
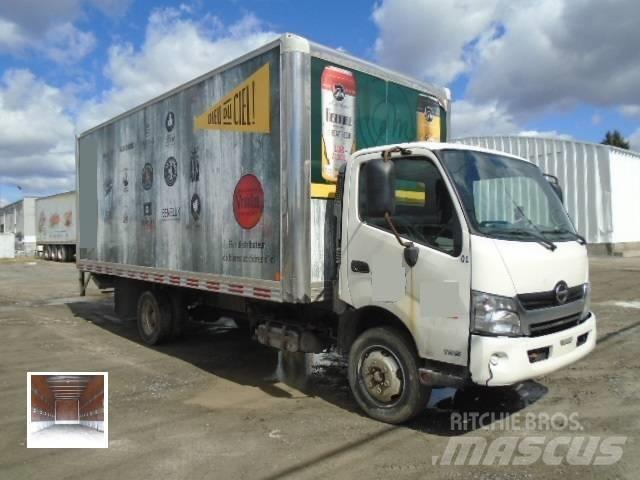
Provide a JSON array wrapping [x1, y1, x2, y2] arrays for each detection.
[[500, 190, 557, 251], [486, 228, 557, 251], [540, 228, 587, 245]]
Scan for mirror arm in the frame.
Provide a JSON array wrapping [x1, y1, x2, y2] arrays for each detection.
[[384, 212, 410, 247], [383, 146, 412, 162]]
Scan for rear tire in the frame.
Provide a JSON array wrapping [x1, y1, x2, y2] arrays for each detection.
[[137, 290, 172, 345], [348, 327, 431, 424]]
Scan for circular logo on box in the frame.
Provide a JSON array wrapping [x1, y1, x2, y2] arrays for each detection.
[[233, 174, 264, 230], [190, 193, 201, 221], [142, 163, 153, 190], [165, 111, 175, 132], [164, 157, 178, 186]]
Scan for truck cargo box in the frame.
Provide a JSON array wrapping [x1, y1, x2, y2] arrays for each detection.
[[36, 191, 76, 245], [77, 34, 450, 303]]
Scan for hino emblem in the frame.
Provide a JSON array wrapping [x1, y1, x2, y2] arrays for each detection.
[[555, 281, 569, 304]]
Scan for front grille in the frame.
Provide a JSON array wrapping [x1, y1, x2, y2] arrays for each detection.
[[518, 285, 584, 310], [528, 313, 587, 337]]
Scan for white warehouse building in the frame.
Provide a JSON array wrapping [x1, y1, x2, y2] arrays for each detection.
[[455, 135, 640, 255], [0, 197, 37, 255]]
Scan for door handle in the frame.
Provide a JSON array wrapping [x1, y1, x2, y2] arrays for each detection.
[[351, 260, 370, 273]]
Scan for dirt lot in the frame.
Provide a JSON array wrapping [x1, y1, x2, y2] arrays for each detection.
[[0, 257, 638, 479]]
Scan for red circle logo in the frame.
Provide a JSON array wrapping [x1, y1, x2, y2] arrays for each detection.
[[233, 174, 264, 229]]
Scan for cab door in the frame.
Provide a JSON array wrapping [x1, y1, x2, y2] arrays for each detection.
[[342, 148, 472, 365]]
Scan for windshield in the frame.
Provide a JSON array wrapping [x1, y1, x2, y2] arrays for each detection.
[[439, 149, 576, 241]]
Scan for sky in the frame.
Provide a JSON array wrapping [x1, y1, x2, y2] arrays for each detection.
[[0, 0, 639, 205]]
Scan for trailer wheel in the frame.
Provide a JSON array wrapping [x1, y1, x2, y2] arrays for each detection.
[[43, 246, 50, 260], [137, 290, 172, 345], [59, 245, 69, 262], [348, 327, 431, 424]]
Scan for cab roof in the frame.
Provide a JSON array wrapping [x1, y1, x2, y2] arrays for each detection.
[[352, 141, 534, 165]]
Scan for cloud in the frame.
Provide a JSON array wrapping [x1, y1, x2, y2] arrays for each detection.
[[372, 0, 501, 85], [450, 100, 518, 138], [78, 8, 278, 130], [620, 105, 640, 118], [43, 23, 97, 64], [0, 17, 25, 49], [0, 0, 130, 63], [372, 0, 640, 138], [467, 0, 640, 114], [0, 69, 75, 195], [0, 7, 278, 198]]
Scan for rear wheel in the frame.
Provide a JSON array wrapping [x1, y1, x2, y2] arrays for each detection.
[[43, 246, 50, 260], [59, 245, 69, 262], [348, 327, 431, 424], [137, 290, 172, 345]]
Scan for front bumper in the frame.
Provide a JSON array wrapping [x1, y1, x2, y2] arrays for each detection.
[[469, 312, 596, 386]]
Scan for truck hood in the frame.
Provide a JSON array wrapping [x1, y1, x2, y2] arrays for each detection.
[[471, 235, 588, 296]]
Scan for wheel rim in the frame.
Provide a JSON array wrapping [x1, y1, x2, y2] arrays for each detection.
[[141, 298, 158, 337], [358, 345, 405, 407]]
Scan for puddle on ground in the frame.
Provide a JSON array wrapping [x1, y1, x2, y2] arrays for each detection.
[[273, 351, 348, 391]]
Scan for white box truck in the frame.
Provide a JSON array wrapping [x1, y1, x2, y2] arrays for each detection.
[[36, 191, 76, 261], [76, 34, 595, 423]]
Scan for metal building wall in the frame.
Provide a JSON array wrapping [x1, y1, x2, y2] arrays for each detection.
[[0, 199, 38, 254], [609, 148, 640, 244], [455, 136, 615, 244]]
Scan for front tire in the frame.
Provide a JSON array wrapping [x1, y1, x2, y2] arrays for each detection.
[[137, 290, 172, 345], [348, 327, 431, 424]]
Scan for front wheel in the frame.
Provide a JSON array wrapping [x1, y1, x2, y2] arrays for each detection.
[[348, 327, 431, 424]]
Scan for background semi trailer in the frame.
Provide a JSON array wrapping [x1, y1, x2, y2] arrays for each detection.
[[36, 191, 76, 262], [77, 34, 595, 423]]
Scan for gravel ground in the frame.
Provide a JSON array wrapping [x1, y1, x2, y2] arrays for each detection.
[[0, 256, 638, 479]]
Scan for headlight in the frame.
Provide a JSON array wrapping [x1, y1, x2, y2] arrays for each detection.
[[472, 291, 521, 336], [581, 283, 591, 320]]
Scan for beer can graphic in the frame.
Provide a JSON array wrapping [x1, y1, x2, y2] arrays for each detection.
[[321, 66, 356, 182], [416, 94, 441, 142]]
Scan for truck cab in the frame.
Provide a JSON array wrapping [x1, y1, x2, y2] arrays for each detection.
[[339, 142, 596, 423]]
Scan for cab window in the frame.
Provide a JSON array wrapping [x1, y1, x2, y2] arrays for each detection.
[[358, 157, 462, 256]]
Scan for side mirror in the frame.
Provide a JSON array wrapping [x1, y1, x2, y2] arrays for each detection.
[[365, 158, 395, 217], [404, 244, 419, 267], [544, 173, 563, 204]]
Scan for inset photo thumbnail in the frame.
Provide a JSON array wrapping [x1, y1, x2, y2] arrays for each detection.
[[27, 372, 108, 448]]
